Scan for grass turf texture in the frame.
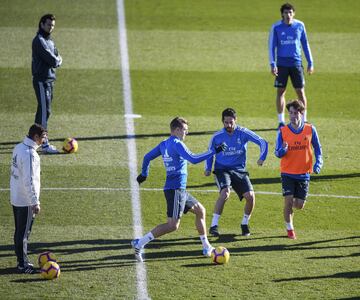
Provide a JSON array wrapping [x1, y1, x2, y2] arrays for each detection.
[[0, 0, 359, 299]]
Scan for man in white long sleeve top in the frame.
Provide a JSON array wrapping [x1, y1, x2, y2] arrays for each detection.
[[10, 124, 47, 273]]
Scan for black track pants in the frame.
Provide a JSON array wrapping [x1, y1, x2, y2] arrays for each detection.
[[12, 206, 34, 266]]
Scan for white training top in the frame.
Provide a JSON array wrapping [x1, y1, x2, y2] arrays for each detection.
[[10, 137, 41, 207]]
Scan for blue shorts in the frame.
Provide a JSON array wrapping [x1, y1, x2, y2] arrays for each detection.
[[274, 66, 305, 89], [281, 175, 309, 200], [214, 169, 253, 201], [164, 189, 198, 219]]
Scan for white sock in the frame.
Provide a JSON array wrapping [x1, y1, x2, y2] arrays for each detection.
[[211, 213, 221, 227], [241, 214, 250, 225], [303, 110, 307, 122], [278, 113, 285, 123], [286, 222, 294, 230], [200, 235, 211, 249], [137, 232, 154, 248]]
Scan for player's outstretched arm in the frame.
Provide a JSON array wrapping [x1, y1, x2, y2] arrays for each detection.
[[175, 140, 224, 164]]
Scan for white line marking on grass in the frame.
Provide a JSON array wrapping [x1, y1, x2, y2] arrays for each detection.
[[1, 187, 359, 199], [125, 113, 142, 119], [116, 1, 150, 299]]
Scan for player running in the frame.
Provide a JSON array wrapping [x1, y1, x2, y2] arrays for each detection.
[[132, 117, 226, 262], [275, 100, 323, 239]]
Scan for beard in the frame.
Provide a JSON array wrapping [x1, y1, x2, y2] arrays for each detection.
[[225, 127, 234, 133]]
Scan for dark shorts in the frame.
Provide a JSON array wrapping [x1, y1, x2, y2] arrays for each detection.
[[164, 189, 198, 219], [274, 66, 305, 89], [281, 175, 309, 200], [214, 169, 253, 200]]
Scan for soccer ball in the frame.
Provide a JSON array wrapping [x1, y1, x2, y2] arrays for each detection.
[[211, 246, 230, 264], [40, 261, 61, 280], [38, 251, 57, 268], [63, 137, 78, 153]]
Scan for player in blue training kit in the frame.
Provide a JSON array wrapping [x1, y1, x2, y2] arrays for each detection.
[[131, 117, 226, 262], [268, 3, 314, 128], [205, 108, 268, 237]]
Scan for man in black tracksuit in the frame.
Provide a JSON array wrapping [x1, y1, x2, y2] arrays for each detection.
[[32, 14, 62, 154]]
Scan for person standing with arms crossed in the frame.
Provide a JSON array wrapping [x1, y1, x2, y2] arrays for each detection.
[[205, 108, 268, 237], [275, 100, 323, 239], [268, 3, 314, 129], [11, 124, 47, 273], [132, 117, 226, 262], [32, 14, 62, 154]]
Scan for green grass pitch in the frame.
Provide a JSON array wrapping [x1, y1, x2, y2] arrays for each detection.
[[0, 0, 359, 299]]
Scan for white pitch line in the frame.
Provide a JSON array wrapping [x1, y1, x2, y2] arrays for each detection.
[[116, 1, 150, 299], [1, 186, 359, 199]]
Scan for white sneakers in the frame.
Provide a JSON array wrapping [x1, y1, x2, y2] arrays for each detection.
[[131, 239, 215, 261], [202, 246, 215, 257], [17, 263, 36, 274], [131, 239, 144, 262], [42, 144, 60, 154]]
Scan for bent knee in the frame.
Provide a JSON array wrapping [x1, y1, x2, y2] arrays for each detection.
[[193, 203, 206, 216], [168, 220, 180, 232], [220, 187, 231, 200], [243, 191, 255, 202], [296, 204, 305, 210], [294, 199, 306, 210], [277, 88, 286, 95]]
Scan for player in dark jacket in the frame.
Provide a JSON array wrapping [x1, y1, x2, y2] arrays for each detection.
[[32, 14, 62, 154]]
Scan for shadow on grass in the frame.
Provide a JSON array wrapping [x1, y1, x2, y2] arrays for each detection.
[[0, 237, 214, 258], [0, 150, 12, 154], [11, 278, 44, 283], [273, 270, 360, 282], [188, 172, 360, 188], [0, 127, 275, 148], [228, 235, 360, 254], [0, 235, 359, 275], [0, 239, 134, 258], [306, 252, 360, 260], [0, 267, 22, 276]]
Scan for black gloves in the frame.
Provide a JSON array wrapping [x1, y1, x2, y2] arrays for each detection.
[[215, 142, 227, 153], [136, 174, 147, 184]]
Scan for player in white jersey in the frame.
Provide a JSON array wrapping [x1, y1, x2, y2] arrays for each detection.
[[10, 124, 47, 273]]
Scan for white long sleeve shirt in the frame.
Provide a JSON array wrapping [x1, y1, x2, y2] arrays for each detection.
[[10, 137, 41, 207]]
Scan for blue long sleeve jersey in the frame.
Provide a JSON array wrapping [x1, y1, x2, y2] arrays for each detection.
[[205, 126, 268, 172], [268, 19, 313, 68], [274, 123, 323, 180], [140, 136, 216, 190]]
